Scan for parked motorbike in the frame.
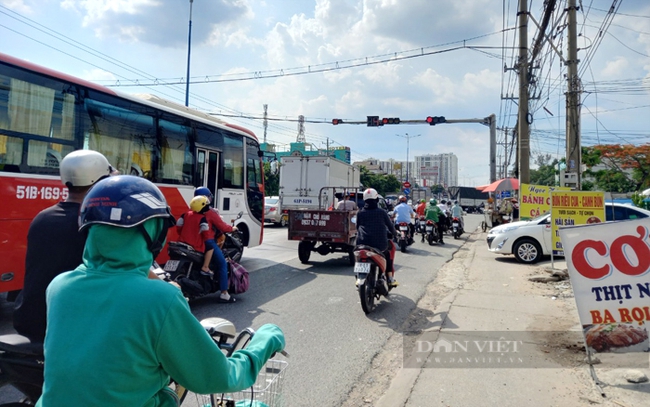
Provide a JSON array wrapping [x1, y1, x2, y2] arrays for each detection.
[[0, 335, 43, 405], [424, 219, 439, 245], [452, 216, 464, 239], [353, 240, 396, 314]]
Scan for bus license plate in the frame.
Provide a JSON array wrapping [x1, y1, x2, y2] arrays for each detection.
[[164, 260, 180, 272], [354, 262, 370, 274]]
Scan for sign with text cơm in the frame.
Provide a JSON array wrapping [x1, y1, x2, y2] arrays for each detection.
[[560, 219, 650, 353]]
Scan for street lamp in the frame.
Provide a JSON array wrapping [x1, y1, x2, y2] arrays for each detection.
[[395, 133, 422, 182], [185, 0, 194, 107]]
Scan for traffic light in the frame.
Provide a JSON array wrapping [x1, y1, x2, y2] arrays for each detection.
[[332, 118, 343, 125], [367, 116, 381, 127], [382, 117, 400, 125], [426, 116, 446, 125]]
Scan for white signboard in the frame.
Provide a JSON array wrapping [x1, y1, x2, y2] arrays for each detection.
[[560, 219, 650, 353]]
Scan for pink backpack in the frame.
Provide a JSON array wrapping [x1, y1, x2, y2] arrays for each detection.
[[228, 260, 249, 294]]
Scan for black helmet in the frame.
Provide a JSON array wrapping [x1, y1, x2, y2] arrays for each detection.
[[79, 175, 175, 256]]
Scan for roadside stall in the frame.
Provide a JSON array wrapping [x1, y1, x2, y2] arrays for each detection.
[[478, 178, 519, 232]]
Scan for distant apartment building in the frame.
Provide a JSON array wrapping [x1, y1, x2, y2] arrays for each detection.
[[414, 153, 458, 187], [352, 158, 383, 174]]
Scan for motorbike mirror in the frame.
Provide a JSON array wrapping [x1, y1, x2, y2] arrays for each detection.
[[351, 216, 357, 224]]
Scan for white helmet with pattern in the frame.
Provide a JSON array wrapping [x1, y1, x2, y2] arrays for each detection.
[[363, 188, 378, 201]]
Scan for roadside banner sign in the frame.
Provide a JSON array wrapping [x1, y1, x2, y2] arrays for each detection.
[[550, 190, 605, 256], [519, 183, 571, 220], [560, 218, 650, 353]]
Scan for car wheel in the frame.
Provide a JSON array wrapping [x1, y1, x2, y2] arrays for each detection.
[[513, 238, 542, 264]]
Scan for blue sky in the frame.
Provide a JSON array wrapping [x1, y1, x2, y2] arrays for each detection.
[[1, 0, 648, 186]]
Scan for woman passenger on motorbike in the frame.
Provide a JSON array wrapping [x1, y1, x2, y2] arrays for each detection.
[[181, 187, 238, 302], [356, 188, 399, 287], [37, 175, 285, 407]]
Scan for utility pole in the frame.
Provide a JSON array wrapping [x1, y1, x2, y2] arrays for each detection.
[[184, 0, 193, 107], [565, 0, 581, 188], [263, 104, 268, 144], [517, 0, 530, 184]]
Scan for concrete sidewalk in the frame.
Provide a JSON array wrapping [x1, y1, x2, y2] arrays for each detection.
[[375, 230, 650, 407]]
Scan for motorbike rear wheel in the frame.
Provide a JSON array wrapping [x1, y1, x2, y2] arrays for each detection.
[[359, 270, 376, 314], [399, 239, 407, 252]]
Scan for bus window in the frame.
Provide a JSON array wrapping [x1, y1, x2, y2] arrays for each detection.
[[82, 97, 156, 179], [26, 140, 74, 169], [159, 118, 192, 185], [0, 134, 23, 167], [223, 134, 244, 189]]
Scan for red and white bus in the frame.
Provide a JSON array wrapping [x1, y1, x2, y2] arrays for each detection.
[[0, 52, 265, 296]]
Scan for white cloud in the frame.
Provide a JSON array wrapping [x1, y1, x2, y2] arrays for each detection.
[[601, 56, 629, 78]]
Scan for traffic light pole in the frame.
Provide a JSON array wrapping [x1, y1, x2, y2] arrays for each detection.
[[444, 115, 497, 183], [332, 114, 498, 183]]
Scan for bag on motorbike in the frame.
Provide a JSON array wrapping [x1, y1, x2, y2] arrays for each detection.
[[228, 260, 249, 294]]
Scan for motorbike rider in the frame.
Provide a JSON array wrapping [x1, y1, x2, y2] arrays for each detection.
[[393, 195, 415, 239], [13, 150, 114, 342], [356, 188, 399, 287], [415, 199, 427, 218], [178, 187, 238, 302], [451, 200, 464, 231], [37, 175, 285, 407], [425, 198, 444, 244]]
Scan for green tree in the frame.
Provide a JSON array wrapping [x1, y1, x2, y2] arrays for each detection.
[[581, 145, 648, 192], [263, 161, 279, 196], [359, 166, 401, 196], [529, 157, 558, 186]]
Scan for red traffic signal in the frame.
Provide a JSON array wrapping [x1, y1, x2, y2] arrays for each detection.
[[332, 118, 343, 125], [382, 117, 400, 125], [426, 116, 446, 125]]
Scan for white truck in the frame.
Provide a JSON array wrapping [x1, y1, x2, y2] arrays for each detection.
[[279, 155, 360, 210]]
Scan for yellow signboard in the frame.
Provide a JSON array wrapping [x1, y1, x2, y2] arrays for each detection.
[[519, 183, 571, 220], [550, 191, 605, 256]]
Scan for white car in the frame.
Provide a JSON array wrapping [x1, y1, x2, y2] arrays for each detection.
[[264, 196, 288, 227], [486, 202, 650, 264]]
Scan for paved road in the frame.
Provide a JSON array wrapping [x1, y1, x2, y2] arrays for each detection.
[[0, 215, 483, 406]]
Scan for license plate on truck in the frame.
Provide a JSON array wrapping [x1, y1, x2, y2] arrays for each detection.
[[164, 260, 179, 271], [354, 262, 370, 274]]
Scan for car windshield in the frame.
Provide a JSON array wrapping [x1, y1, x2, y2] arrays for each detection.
[[265, 198, 279, 204]]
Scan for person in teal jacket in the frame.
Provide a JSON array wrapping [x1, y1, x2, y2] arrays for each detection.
[[37, 175, 285, 407]]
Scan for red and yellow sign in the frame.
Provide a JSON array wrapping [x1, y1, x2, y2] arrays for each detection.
[[550, 190, 605, 256]]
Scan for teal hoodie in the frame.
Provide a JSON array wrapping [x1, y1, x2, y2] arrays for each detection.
[[37, 219, 284, 407]]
